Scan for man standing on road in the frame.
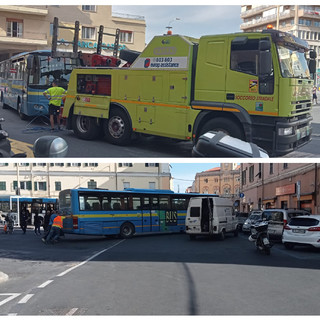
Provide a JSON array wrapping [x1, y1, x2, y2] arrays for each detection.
[[312, 86, 318, 105], [43, 80, 66, 131], [20, 207, 28, 234], [42, 210, 57, 243]]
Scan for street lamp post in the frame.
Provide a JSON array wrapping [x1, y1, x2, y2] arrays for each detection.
[[166, 18, 180, 34]]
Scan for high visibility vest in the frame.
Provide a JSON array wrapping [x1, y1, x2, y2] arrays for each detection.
[[44, 87, 66, 106], [52, 215, 63, 228]]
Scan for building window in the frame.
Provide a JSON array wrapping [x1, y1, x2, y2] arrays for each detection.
[[249, 165, 254, 182], [6, 19, 23, 38], [55, 181, 61, 191], [283, 163, 288, 169], [88, 180, 97, 189], [82, 5, 96, 12], [119, 163, 133, 167], [123, 182, 130, 189], [120, 30, 133, 43], [34, 182, 47, 191], [149, 182, 156, 189], [0, 181, 6, 191], [269, 163, 274, 175], [145, 163, 159, 167], [82, 27, 96, 40], [242, 170, 247, 185]]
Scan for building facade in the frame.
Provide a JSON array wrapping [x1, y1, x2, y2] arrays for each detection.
[[241, 163, 320, 214], [0, 162, 171, 199], [240, 5, 320, 71], [192, 163, 241, 197], [0, 5, 146, 61]]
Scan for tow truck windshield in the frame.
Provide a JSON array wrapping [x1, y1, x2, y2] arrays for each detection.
[[277, 44, 310, 79]]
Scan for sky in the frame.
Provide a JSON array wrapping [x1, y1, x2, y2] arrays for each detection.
[[112, 5, 243, 44], [170, 163, 221, 193]]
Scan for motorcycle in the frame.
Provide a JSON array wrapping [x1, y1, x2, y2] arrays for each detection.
[[248, 220, 272, 255]]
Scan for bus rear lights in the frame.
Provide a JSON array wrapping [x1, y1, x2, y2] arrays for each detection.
[[278, 127, 293, 136]]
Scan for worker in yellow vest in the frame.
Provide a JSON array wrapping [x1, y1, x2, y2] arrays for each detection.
[[43, 80, 66, 131], [44, 212, 63, 244]]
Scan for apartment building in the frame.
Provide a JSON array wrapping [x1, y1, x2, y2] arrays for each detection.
[[0, 5, 146, 61], [241, 163, 320, 214], [240, 5, 320, 72], [192, 163, 240, 197], [0, 162, 171, 198]]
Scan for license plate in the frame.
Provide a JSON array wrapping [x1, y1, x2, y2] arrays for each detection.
[[263, 238, 269, 245], [293, 229, 305, 234]]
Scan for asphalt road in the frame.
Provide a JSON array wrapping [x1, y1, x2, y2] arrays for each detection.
[[2, 103, 320, 158], [1, 227, 320, 315]]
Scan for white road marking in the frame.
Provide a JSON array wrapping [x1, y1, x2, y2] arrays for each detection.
[[57, 239, 126, 277], [18, 294, 34, 304], [7, 314, 18, 316], [65, 308, 78, 315], [0, 293, 21, 307], [38, 280, 53, 288]]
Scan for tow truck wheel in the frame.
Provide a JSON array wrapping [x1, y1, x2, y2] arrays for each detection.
[[72, 115, 100, 140], [103, 108, 132, 145], [198, 118, 245, 141]]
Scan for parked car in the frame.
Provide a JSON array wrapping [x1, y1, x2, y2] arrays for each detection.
[[242, 211, 262, 233], [261, 208, 310, 239], [236, 212, 249, 231], [282, 215, 320, 249]]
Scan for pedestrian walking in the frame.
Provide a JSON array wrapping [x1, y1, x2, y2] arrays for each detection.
[[43, 209, 51, 233], [34, 211, 41, 235], [43, 80, 67, 131], [20, 207, 28, 234], [44, 212, 64, 244], [312, 86, 318, 104]]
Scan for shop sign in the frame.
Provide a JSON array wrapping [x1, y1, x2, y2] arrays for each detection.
[[275, 184, 295, 196]]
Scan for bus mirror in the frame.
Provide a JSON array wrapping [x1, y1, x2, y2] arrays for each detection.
[[259, 39, 271, 51], [308, 59, 316, 74], [27, 56, 34, 70], [259, 51, 272, 75], [309, 50, 317, 59]]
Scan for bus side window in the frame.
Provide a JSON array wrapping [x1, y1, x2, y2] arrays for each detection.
[[159, 196, 170, 210]]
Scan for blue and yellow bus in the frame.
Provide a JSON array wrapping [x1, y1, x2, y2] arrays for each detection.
[[59, 188, 217, 238], [0, 50, 78, 119], [0, 195, 58, 226]]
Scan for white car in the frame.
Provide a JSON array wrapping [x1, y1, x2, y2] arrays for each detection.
[[282, 215, 320, 249]]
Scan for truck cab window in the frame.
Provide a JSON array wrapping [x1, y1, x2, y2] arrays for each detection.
[[230, 39, 259, 75]]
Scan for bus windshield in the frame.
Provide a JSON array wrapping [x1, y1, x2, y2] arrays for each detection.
[[276, 44, 310, 79], [29, 54, 77, 87], [59, 190, 71, 212]]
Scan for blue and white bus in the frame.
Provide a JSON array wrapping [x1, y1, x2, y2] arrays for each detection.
[[59, 188, 218, 238], [0, 50, 78, 119], [0, 195, 58, 226]]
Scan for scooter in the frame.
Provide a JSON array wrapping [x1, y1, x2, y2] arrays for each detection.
[[0, 118, 12, 157], [248, 220, 272, 255]]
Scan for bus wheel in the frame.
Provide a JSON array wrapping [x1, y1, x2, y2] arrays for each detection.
[[72, 115, 100, 140], [120, 222, 135, 239], [198, 118, 245, 141], [103, 108, 132, 145], [17, 101, 27, 120]]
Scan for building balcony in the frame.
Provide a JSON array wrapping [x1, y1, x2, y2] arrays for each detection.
[[0, 6, 48, 16], [241, 9, 295, 30], [240, 5, 274, 19]]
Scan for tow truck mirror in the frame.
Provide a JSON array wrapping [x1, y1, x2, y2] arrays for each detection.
[[309, 59, 316, 74], [27, 56, 34, 70], [259, 40, 271, 51], [310, 50, 317, 59], [259, 51, 272, 75]]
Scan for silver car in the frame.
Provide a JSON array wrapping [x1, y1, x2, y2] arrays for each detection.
[[242, 211, 262, 233]]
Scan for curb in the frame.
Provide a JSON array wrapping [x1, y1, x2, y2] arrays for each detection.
[[0, 271, 8, 283]]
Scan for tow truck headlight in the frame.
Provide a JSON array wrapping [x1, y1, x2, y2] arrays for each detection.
[[278, 127, 293, 136]]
